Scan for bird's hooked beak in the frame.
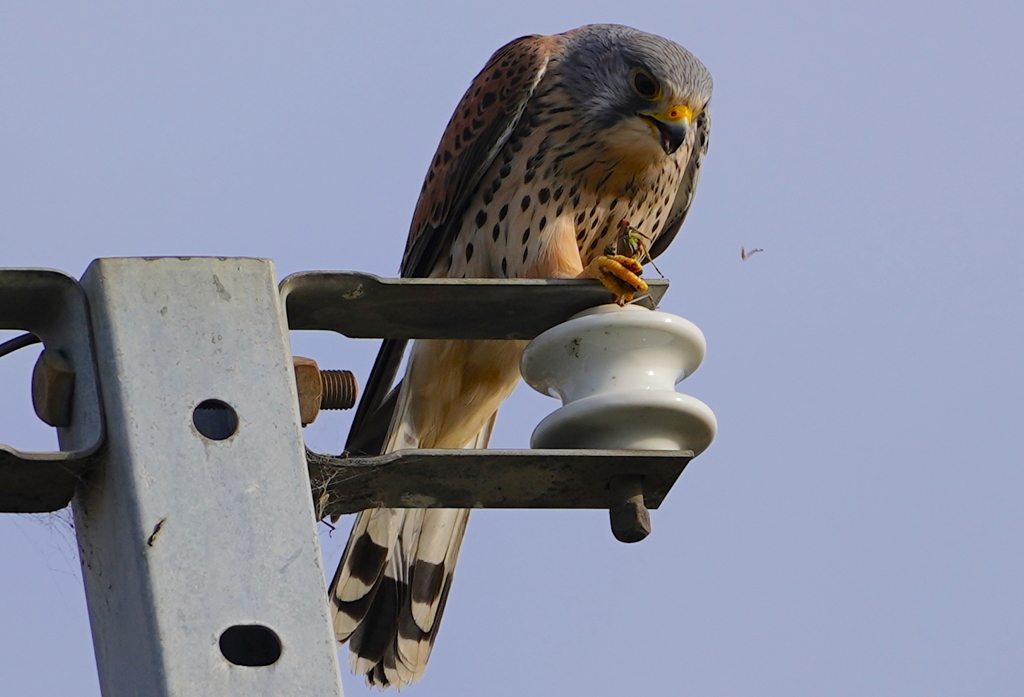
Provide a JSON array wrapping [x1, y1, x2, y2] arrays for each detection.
[[639, 104, 693, 155]]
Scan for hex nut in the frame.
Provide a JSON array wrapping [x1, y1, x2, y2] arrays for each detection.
[[293, 356, 323, 426]]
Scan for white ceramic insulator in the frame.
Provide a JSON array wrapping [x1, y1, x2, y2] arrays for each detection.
[[520, 304, 717, 454]]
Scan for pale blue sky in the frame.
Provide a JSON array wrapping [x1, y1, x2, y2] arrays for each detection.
[[2, 2, 1023, 695]]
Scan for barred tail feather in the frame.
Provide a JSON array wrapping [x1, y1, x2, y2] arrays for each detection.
[[397, 508, 469, 675], [330, 507, 404, 641], [329, 355, 499, 688], [336, 507, 472, 688]]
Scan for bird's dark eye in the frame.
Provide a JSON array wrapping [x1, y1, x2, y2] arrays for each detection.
[[632, 70, 660, 100]]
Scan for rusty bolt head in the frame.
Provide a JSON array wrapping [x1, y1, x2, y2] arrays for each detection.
[[293, 357, 359, 426], [32, 348, 75, 427], [293, 356, 323, 426]]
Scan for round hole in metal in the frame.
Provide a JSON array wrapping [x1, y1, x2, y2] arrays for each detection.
[[219, 624, 281, 666], [192, 399, 238, 440]]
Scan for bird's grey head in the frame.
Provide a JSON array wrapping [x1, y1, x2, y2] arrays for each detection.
[[558, 24, 712, 155]]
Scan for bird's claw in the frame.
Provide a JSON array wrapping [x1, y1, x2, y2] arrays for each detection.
[[583, 254, 648, 305]]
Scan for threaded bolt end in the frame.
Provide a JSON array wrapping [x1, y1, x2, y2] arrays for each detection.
[[320, 370, 357, 410]]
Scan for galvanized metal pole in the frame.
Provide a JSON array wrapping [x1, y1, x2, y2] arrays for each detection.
[[72, 258, 343, 696]]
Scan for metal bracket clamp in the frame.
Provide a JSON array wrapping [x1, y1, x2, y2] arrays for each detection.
[[0, 269, 104, 512]]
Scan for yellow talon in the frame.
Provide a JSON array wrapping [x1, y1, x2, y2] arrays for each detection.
[[583, 254, 648, 304]]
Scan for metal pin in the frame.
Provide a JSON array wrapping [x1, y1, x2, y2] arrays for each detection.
[[608, 475, 651, 543]]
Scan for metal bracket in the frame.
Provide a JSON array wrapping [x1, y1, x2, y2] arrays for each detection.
[[283, 271, 686, 542], [280, 271, 667, 339], [308, 448, 692, 519], [1, 270, 675, 514], [0, 269, 103, 512]]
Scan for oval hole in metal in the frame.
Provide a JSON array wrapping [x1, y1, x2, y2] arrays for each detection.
[[193, 399, 238, 440], [219, 624, 282, 666]]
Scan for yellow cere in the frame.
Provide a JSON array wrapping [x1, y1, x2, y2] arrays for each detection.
[[665, 104, 694, 123]]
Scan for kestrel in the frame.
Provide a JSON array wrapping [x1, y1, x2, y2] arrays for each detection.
[[330, 24, 712, 688]]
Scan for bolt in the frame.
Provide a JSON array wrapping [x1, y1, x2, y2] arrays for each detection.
[[293, 357, 358, 426], [320, 370, 358, 411], [607, 475, 651, 543]]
